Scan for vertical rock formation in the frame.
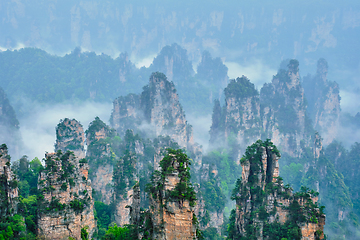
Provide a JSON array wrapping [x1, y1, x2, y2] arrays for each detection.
[[147, 149, 198, 240], [209, 60, 311, 158], [260, 59, 308, 157], [141, 72, 193, 148], [223, 76, 261, 146], [303, 133, 358, 239], [230, 140, 325, 240], [303, 58, 341, 145], [0, 87, 22, 159], [37, 119, 96, 239], [0, 144, 18, 217], [209, 76, 261, 160], [110, 72, 195, 150], [55, 118, 86, 159], [110, 94, 141, 137], [196, 50, 229, 102], [86, 117, 115, 204], [112, 149, 138, 226], [149, 43, 194, 85]]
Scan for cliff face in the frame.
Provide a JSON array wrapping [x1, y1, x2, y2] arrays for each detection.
[[147, 149, 197, 240], [210, 60, 310, 158], [37, 119, 96, 239], [55, 118, 86, 159], [303, 133, 358, 239], [0, 144, 18, 217], [260, 60, 308, 157], [223, 76, 261, 146], [85, 117, 115, 205], [110, 72, 194, 150], [303, 58, 341, 145], [231, 140, 325, 240], [0, 87, 22, 159]]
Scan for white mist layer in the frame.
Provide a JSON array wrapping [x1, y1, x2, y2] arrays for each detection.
[[132, 53, 157, 68], [340, 89, 360, 115], [225, 60, 277, 89], [187, 114, 212, 153], [19, 101, 112, 161]]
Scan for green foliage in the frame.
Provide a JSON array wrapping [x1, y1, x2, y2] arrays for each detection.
[[102, 224, 137, 240], [94, 201, 112, 232], [113, 150, 137, 198], [146, 148, 197, 207], [227, 140, 325, 239], [81, 226, 89, 240], [224, 77, 258, 100], [12, 156, 43, 197], [69, 199, 86, 213]]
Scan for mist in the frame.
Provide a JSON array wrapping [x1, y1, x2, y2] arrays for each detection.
[[18, 100, 112, 161]]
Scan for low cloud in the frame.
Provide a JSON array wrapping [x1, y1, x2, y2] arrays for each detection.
[[18, 100, 112, 161], [224, 60, 277, 89], [187, 114, 212, 153], [340, 89, 360, 115], [131, 53, 157, 68]]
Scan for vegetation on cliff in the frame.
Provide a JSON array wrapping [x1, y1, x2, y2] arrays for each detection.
[[227, 140, 325, 240]]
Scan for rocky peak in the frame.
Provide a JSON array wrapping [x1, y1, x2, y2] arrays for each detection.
[[0, 87, 22, 159], [111, 72, 194, 150], [86, 116, 112, 144], [147, 149, 198, 239], [37, 151, 96, 239], [0, 144, 18, 217], [260, 59, 308, 157], [303, 58, 340, 145], [209, 76, 261, 150], [316, 58, 328, 83], [150, 43, 194, 83], [231, 140, 325, 240], [55, 118, 85, 158], [37, 119, 96, 239], [85, 117, 114, 204]]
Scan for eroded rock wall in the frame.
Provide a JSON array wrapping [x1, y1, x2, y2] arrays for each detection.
[[0, 144, 18, 217], [233, 140, 325, 240], [149, 151, 197, 240], [303, 58, 340, 145], [37, 119, 96, 239], [110, 72, 194, 150], [260, 60, 308, 157]]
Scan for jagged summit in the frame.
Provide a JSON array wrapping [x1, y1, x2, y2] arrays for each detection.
[[37, 118, 96, 239], [210, 59, 310, 158], [230, 140, 325, 240], [303, 58, 340, 145], [111, 72, 194, 149], [55, 118, 85, 158]]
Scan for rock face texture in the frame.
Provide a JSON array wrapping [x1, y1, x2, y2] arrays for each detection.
[[37, 119, 96, 239], [0, 87, 22, 159], [147, 149, 197, 240], [111, 72, 194, 150], [85, 117, 115, 205], [260, 60, 308, 157], [303, 133, 358, 239], [55, 118, 86, 159], [223, 76, 261, 146], [303, 58, 341, 145], [231, 140, 325, 240], [210, 59, 310, 158], [0, 144, 18, 217]]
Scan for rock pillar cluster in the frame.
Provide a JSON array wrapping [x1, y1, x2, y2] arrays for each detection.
[[233, 140, 325, 240], [110, 72, 194, 150], [37, 119, 96, 239]]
